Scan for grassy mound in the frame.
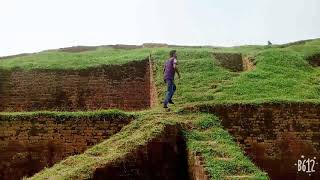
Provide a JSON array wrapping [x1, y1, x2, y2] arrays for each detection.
[[29, 111, 267, 179], [1, 39, 320, 106], [1, 39, 319, 179], [0, 48, 151, 70]]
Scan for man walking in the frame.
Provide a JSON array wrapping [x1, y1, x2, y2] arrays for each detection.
[[163, 50, 180, 108]]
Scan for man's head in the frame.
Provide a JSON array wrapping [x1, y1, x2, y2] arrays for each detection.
[[169, 50, 177, 58]]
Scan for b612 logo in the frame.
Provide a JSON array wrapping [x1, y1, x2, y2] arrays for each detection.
[[294, 155, 318, 176]]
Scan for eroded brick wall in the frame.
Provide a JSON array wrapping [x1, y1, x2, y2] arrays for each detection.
[[307, 53, 320, 67], [196, 103, 320, 179], [93, 125, 190, 180], [0, 59, 155, 112], [242, 56, 256, 71], [0, 114, 133, 179], [213, 53, 243, 72], [188, 151, 209, 180]]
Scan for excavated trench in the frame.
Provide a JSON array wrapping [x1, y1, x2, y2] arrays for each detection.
[[0, 114, 134, 180], [93, 125, 191, 180], [194, 103, 320, 180], [1, 118, 199, 180], [92, 124, 209, 180], [307, 53, 320, 67], [213, 52, 255, 72]]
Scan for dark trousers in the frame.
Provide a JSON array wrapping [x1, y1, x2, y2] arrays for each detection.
[[164, 79, 176, 106]]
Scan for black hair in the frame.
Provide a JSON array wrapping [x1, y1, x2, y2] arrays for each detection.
[[169, 50, 177, 57]]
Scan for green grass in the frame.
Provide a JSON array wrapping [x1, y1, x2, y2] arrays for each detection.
[[152, 48, 236, 105], [184, 114, 268, 179], [152, 39, 320, 106], [28, 111, 268, 180], [211, 49, 320, 104], [28, 111, 178, 179], [2, 38, 320, 179], [2, 39, 320, 105], [0, 109, 133, 121], [0, 47, 152, 70]]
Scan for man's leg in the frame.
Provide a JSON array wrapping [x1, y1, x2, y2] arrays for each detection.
[[168, 82, 176, 102], [164, 80, 174, 107]]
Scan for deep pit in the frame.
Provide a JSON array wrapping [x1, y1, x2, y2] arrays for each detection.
[[92, 125, 191, 180], [194, 103, 320, 179], [0, 113, 134, 179], [213, 52, 255, 72], [307, 53, 320, 67], [0, 59, 156, 112]]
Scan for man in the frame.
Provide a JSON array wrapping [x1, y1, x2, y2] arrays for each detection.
[[163, 50, 180, 108]]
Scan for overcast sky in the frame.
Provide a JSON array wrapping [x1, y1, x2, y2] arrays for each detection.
[[0, 0, 319, 56]]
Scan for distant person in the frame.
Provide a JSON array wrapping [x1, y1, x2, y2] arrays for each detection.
[[268, 41, 272, 46], [163, 50, 181, 108]]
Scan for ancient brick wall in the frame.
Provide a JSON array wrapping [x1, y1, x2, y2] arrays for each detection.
[[93, 125, 190, 180], [213, 53, 256, 72], [148, 58, 158, 107], [0, 114, 133, 179], [0, 59, 155, 112], [188, 151, 209, 180], [213, 53, 244, 72], [307, 53, 320, 67], [242, 56, 256, 71], [195, 103, 320, 179]]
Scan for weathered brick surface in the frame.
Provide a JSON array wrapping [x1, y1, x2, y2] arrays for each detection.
[[307, 53, 320, 67], [196, 103, 320, 179], [242, 56, 255, 71], [0, 115, 133, 180], [213, 53, 256, 72], [93, 125, 190, 180], [0, 59, 156, 112], [213, 53, 243, 72], [188, 151, 209, 180]]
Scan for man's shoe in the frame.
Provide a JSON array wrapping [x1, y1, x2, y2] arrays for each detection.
[[163, 105, 168, 108], [169, 100, 174, 104]]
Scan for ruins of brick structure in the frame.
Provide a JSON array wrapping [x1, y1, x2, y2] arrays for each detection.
[[0, 52, 319, 179], [194, 103, 320, 179], [213, 52, 255, 72], [307, 53, 320, 67], [0, 59, 157, 112], [0, 114, 134, 179]]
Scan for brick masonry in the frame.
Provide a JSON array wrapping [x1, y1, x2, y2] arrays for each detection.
[[0, 59, 156, 112], [213, 53, 244, 72], [242, 56, 255, 71], [0, 114, 133, 179], [307, 53, 320, 67], [195, 103, 320, 179], [213, 53, 256, 72], [93, 124, 190, 180], [92, 123, 213, 180], [187, 151, 209, 180]]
